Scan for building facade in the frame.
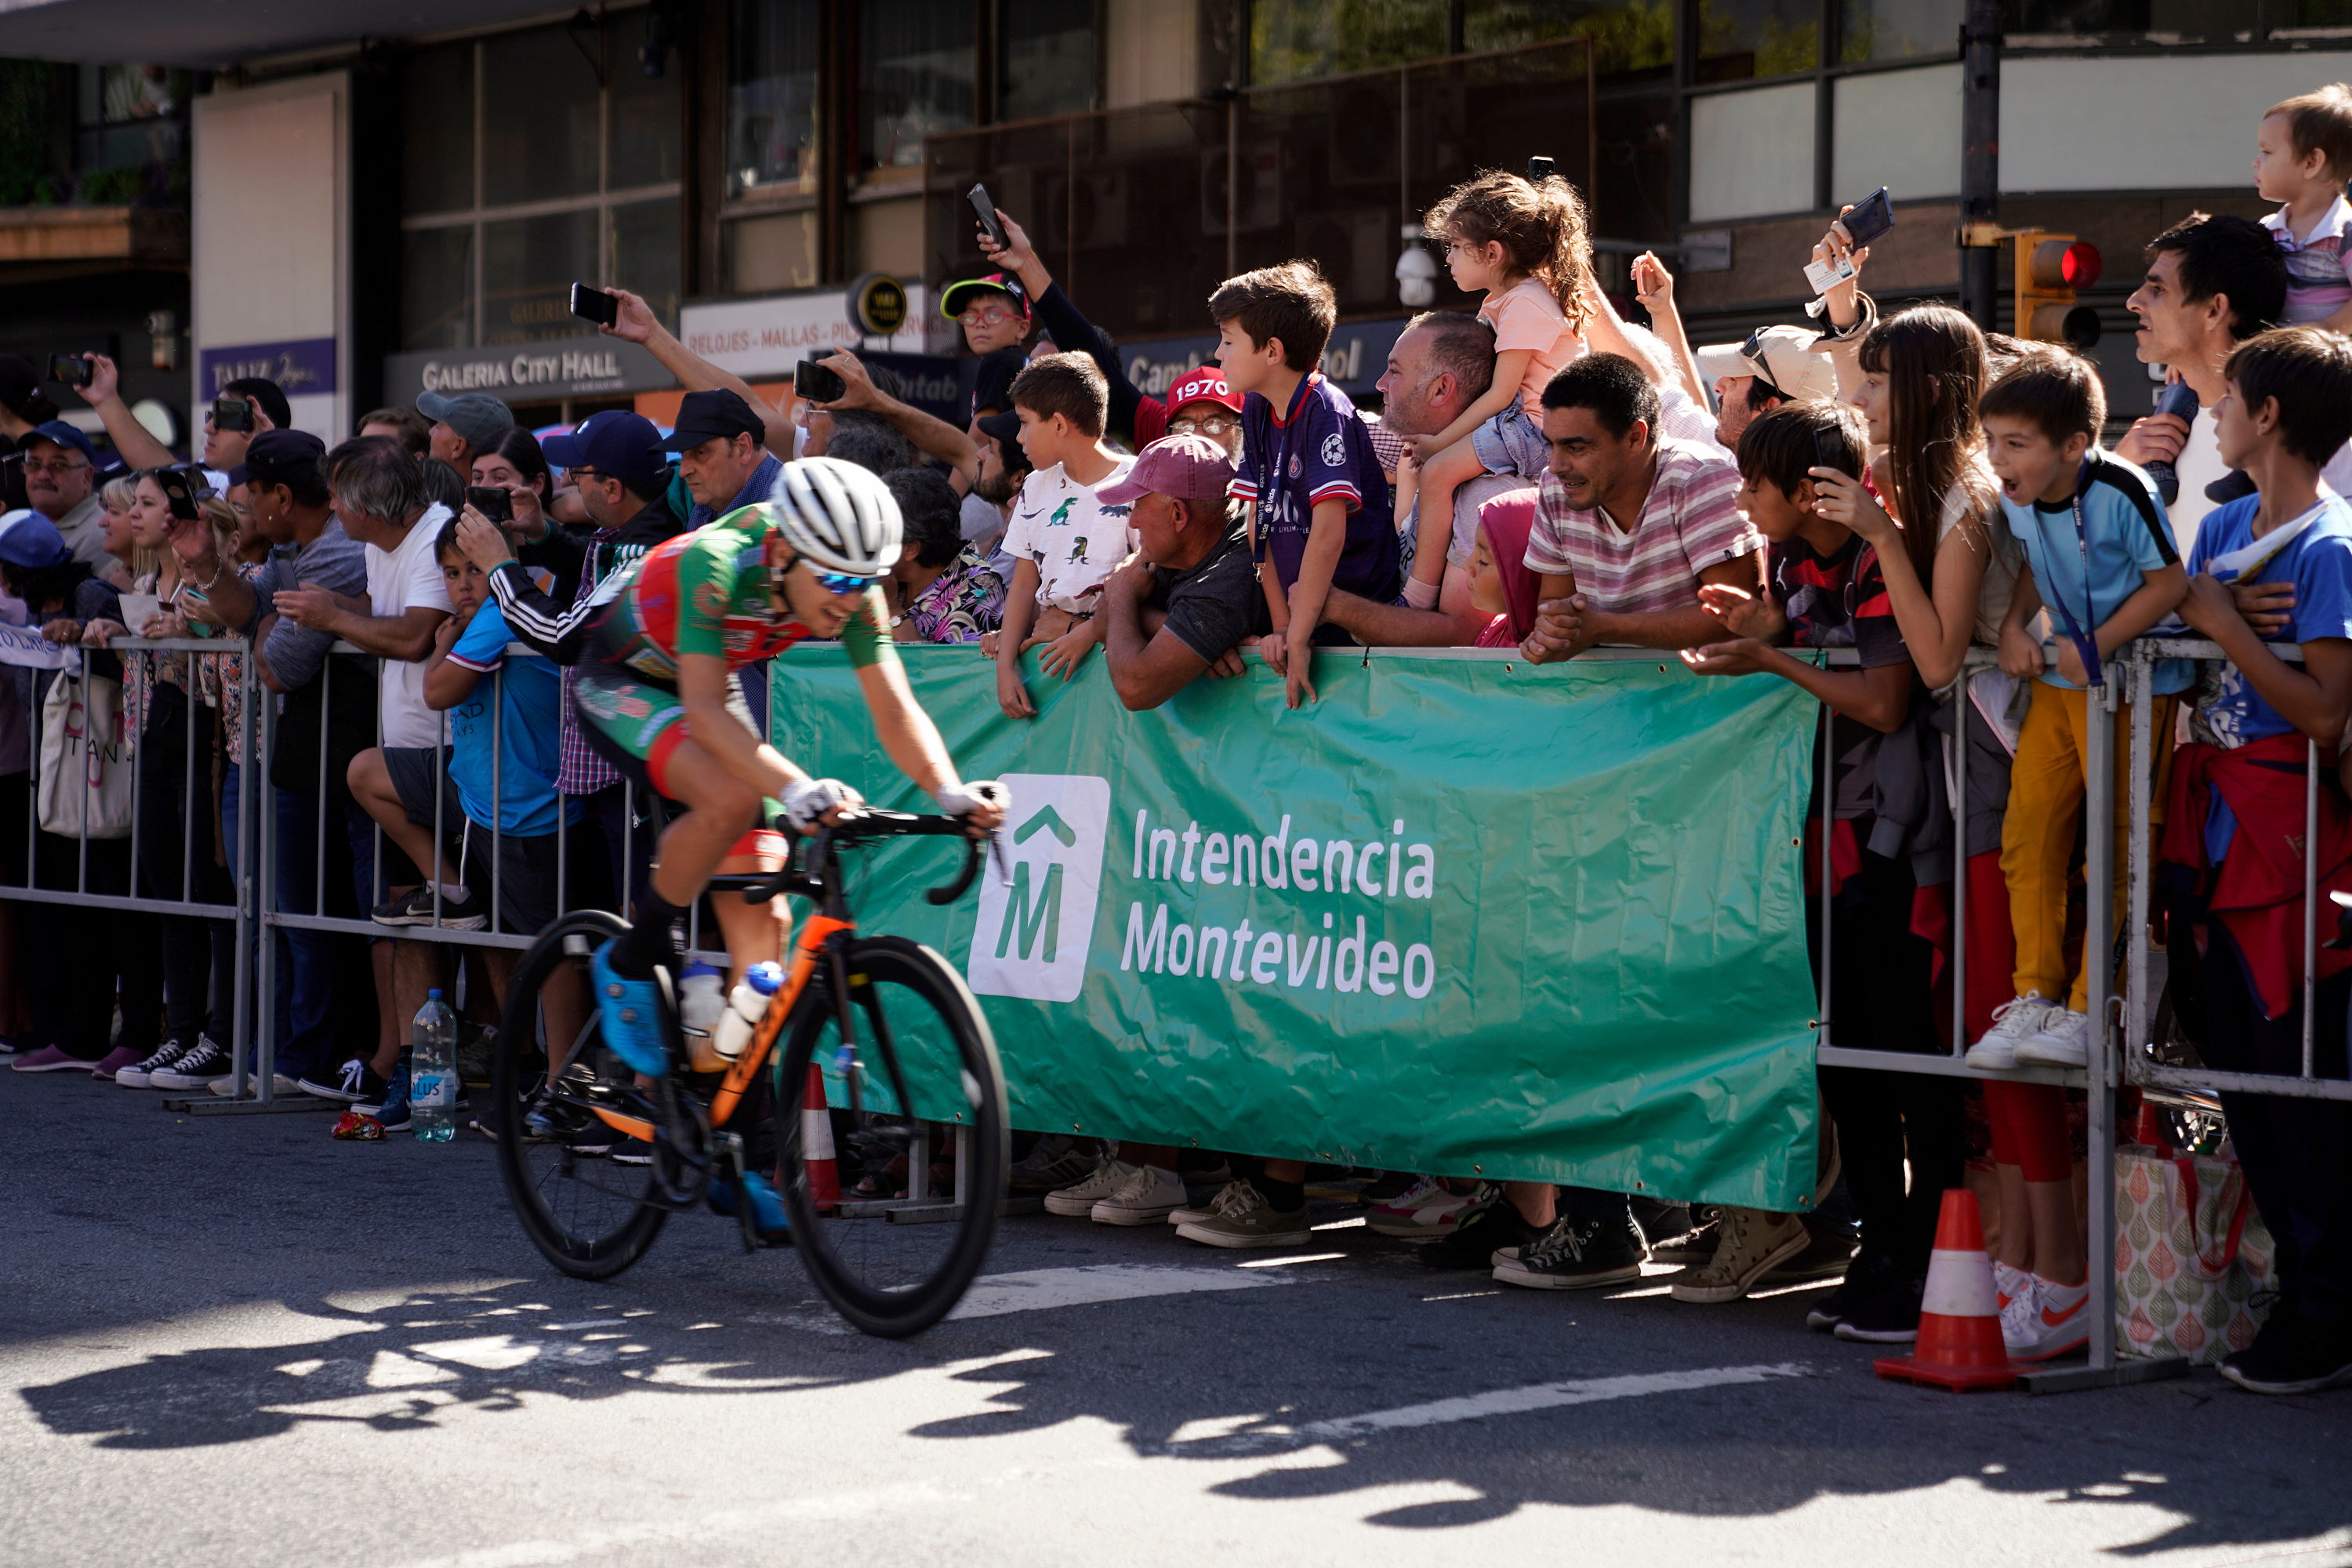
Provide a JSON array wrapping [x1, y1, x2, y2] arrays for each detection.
[[0, 1, 2344, 446]]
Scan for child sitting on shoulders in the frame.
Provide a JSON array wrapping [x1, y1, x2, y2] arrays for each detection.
[[1406, 169, 1598, 608], [2254, 83, 2352, 330]]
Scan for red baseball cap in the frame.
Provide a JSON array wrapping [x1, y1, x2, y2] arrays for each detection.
[[1160, 365, 1241, 416], [1098, 433, 1235, 508]]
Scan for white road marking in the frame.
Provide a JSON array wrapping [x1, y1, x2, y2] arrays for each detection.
[[1236, 1251, 1348, 1269], [946, 1263, 1289, 1319], [1293, 1362, 1813, 1442]]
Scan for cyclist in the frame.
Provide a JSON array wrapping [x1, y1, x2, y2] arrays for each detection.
[[560, 454, 1005, 1085]]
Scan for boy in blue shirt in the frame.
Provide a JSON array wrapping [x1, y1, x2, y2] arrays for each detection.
[[1973, 353, 2188, 1079], [2169, 325, 2352, 1396], [1213, 260, 1399, 709]]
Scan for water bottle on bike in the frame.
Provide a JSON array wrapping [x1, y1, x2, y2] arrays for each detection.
[[411, 989, 457, 1144]]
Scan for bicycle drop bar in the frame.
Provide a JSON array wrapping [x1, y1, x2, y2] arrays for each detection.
[[739, 809, 985, 906]]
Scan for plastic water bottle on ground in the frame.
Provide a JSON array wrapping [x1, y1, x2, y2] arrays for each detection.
[[710, 962, 785, 1062], [412, 989, 457, 1144]]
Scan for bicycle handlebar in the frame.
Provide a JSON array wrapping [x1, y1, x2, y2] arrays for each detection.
[[739, 808, 993, 907]]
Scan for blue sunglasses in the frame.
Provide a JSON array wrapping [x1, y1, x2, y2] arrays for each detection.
[[812, 569, 879, 595]]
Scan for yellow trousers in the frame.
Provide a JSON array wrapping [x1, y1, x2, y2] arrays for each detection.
[[1999, 681, 2174, 1012]]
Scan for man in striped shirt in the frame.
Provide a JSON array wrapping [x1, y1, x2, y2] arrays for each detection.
[[1518, 353, 1765, 662]]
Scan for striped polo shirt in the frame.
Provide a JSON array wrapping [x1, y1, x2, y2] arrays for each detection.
[[1523, 434, 1761, 614]]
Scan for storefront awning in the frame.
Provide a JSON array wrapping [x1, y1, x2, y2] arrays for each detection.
[[0, 0, 575, 65]]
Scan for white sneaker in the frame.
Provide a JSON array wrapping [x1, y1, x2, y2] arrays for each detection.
[[1668, 1207, 1809, 1304], [1169, 1178, 1250, 1227], [1044, 1160, 1135, 1218], [1091, 1164, 1185, 1225], [2002, 1275, 2091, 1360], [2013, 1006, 2091, 1067], [1365, 1175, 1474, 1240], [1966, 995, 2053, 1069], [1994, 1259, 2031, 1312]]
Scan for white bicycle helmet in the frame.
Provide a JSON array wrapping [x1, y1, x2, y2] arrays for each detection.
[[766, 456, 903, 578]]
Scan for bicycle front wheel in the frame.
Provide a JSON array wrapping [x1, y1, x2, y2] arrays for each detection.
[[493, 910, 669, 1279], [775, 935, 1009, 1337]]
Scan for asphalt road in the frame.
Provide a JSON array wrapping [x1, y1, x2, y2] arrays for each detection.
[[5, 1067, 2349, 1568]]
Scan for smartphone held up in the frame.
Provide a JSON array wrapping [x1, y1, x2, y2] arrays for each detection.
[[793, 357, 846, 404], [570, 282, 621, 328], [45, 353, 91, 388], [466, 485, 515, 524]]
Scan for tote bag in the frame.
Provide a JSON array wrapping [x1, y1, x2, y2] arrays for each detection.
[[38, 670, 133, 839], [2116, 1147, 2277, 1364]]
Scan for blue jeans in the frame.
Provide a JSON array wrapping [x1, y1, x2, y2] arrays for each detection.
[[270, 787, 379, 1080]]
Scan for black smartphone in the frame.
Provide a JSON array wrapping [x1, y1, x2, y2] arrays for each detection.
[[212, 394, 253, 433], [1812, 423, 1855, 480], [967, 183, 1007, 251], [1526, 155, 1555, 183], [1838, 187, 1895, 249], [155, 465, 204, 522], [793, 358, 846, 404], [45, 353, 90, 388], [466, 485, 514, 524], [570, 282, 621, 328]]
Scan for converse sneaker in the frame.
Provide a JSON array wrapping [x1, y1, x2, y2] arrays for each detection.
[[1008, 1134, 1102, 1194], [299, 1058, 386, 1104], [371, 884, 488, 931], [1044, 1160, 1135, 1218], [1494, 1214, 1647, 1290], [1669, 1207, 1809, 1304], [2014, 1006, 2092, 1067], [1172, 1179, 1312, 1248], [1647, 1208, 1721, 1265], [114, 1038, 191, 1089], [1966, 994, 2054, 1069], [1365, 1175, 1473, 1240], [1091, 1163, 1185, 1225], [2218, 1312, 2352, 1396], [151, 1035, 234, 1090], [1414, 1188, 1536, 1270], [1169, 1178, 1251, 1228], [2002, 1275, 2090, 1360]]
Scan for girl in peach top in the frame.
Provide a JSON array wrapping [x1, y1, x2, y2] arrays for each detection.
[[1403, 169, 1598, 606]]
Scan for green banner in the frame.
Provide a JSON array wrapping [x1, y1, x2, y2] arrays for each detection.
[[770, 645, 1822, 1210]]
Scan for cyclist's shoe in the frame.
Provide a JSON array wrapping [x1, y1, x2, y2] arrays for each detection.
[[521, 1081, 597, 1142], [707, 1171, 793, 1244], [590, 942, 670, 1078]]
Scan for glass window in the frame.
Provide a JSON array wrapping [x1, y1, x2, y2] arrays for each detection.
[[401, 227, 474, 351], [1998, 0, 2145, 27], [1250, 0, 1450, 86], [612, 197, 682, 321], [1002, 0, 1096, 122], [482, 209, 601, 344], [608, 27, 684, 189], [861, 0, 975, 173], [401, 43, 474, 215], [726, 210, 821, 293], [1842, 0, 1962, 59], [728, 0, 820, 194], [1463, 0, 1674, 75], [1697, 0, 1824, 79], [481, 28, 603, 207], [2273, 1, 2352, 27]]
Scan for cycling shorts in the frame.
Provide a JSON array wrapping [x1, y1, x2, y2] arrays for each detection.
[[571, 660, 786, 862]]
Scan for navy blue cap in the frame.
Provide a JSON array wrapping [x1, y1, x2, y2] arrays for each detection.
[[27, 420, 96, 466], [543, 409, 669, 492], [226, 427, 327, 490], [660, 389, 764, 452]]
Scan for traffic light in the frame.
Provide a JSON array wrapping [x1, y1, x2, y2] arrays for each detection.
[[2013, 233, 2103, 349]]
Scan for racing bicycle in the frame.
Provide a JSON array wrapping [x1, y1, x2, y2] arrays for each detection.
[[491, 810, 1011, 1338]]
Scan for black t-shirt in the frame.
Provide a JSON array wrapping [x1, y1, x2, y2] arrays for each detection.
[[970, 347, 1028, 421], [1150, 523, 1271, 664]]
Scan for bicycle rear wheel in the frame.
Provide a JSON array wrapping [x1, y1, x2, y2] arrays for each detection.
[[775, 935, 1008, 1337], [493, 910, 668, 1279]]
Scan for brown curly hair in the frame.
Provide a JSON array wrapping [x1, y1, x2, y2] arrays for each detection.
[[1423, 169, 1598, 333]]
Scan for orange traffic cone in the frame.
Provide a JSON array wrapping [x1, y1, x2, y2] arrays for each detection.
[[802, 1062, 841, 1214], [1873, 1188, 2018, 1392]]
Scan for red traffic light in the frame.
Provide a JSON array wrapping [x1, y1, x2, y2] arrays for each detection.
[[2060, 240, 2101, 290]]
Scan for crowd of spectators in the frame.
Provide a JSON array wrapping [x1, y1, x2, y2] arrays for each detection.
[[7, 81, 2352, 1398]]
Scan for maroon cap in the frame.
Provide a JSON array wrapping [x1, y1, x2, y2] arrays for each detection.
[[1098, 433, 1235, 508], [1160, 364, 1242, 416]]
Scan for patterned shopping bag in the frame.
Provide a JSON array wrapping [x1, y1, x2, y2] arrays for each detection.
[[2115, 1148, 2278, 1363]]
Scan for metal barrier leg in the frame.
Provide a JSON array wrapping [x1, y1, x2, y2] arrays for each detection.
[[2022, 667, 2186, 1392]]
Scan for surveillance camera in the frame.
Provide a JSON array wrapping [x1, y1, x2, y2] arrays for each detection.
[[1396, 245, 1438, 308]]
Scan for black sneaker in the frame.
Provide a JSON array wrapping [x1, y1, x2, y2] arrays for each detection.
[[150, 1035, 234, 1090], [299, 1058, 389, 1105], [1805, 1248, 1907, 1331], [371, 884, 488, 931], [1648, 1207, 1721, 1265], [1832, 1269, 1928, 1344], [1007, 1133, 1102, 1193], [1762, 1219, 1860, 1283], [1359, 1170, 1417, 1204], [1414, 1189, 1537, 1270], [2218, 1313, 2352, 1396], [115, 1037, 194, 1090], [1492, 1214, 1648, 1290]]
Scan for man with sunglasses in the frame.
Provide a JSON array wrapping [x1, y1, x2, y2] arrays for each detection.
[[563, 456, 1005, 1076], [1692, 322, 1838, 453]]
